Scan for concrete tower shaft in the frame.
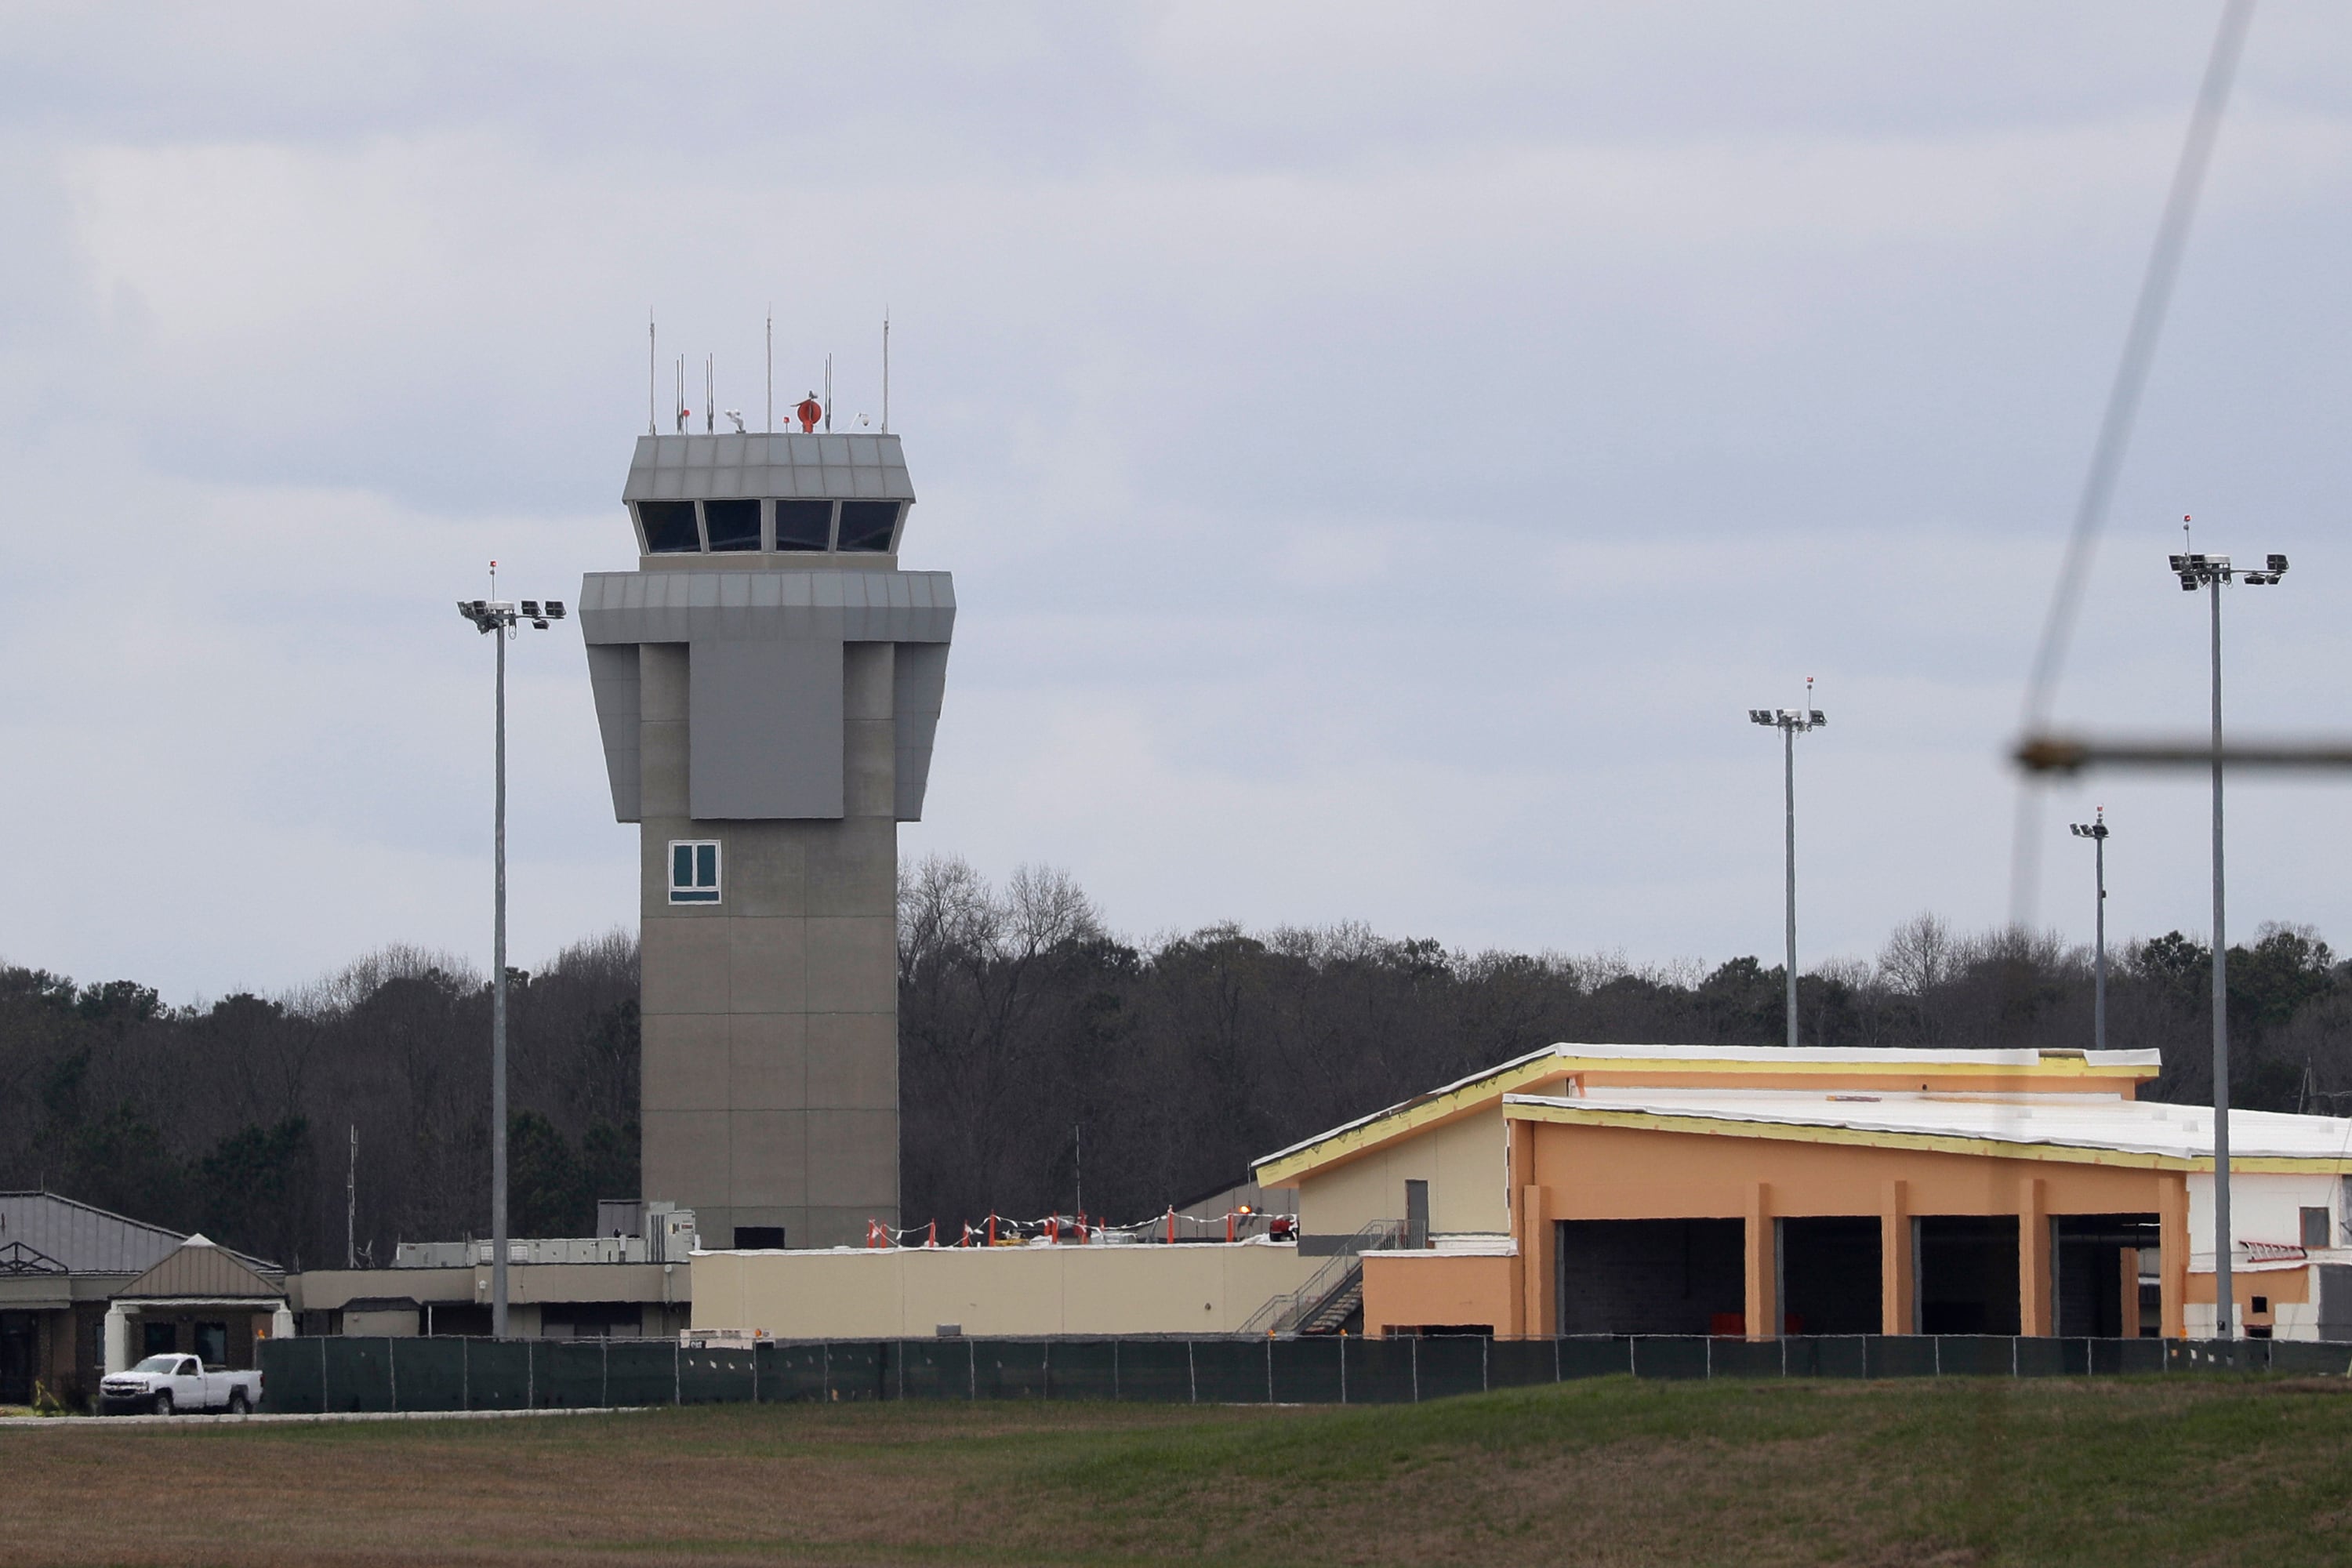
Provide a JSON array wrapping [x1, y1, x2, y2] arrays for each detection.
[[580, 432, 954, 1250]]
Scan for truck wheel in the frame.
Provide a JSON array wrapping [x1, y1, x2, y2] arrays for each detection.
[[227, 1388, 250, 1415], [152, 1390, 173, 1417]]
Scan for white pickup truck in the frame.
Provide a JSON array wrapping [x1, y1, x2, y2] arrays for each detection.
[[100, 1354, 263, 1416]]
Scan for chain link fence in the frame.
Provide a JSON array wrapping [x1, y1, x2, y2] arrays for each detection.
[[255, 1333, 2352, 1414]]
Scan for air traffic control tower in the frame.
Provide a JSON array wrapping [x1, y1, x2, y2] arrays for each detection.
[[579, 433, 953, 1250]]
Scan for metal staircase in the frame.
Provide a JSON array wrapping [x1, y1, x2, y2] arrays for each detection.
[[1239, 1219, 1400, 1336]]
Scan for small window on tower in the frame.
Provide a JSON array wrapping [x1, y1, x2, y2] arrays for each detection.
[[774, 499, 833, 550], [2303, 1207, 2332, 1248], [637, 501, 701, 554], [703, 499, 760, 552], [837, 500, 901, 552], [668, 840, 720, 904]]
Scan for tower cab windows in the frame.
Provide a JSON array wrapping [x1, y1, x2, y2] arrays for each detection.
[[703, 499, 761, 552], [837, 501, 900, 552], [774, 499, 833, 551], [638, 501, 701, 554], [668, 841, 720, 905], [630, 499, 906, 556]]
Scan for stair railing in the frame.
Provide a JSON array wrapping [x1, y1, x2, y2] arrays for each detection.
[[1238, 1218, 1403, 1336]]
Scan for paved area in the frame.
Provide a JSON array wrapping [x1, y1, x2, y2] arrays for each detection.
[[0, 1406, 644, 1429]]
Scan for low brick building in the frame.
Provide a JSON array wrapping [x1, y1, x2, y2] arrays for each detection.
[[0, 1192, 287, 1407]]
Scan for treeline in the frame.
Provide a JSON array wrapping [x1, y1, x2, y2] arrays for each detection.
[[4, 858, 2348, 1267], [0, 933, 639, 1270], [895, 857, 2351, 1230]]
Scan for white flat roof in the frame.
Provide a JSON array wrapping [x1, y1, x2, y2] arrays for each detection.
[[1525, 1043, 2159, 1069], [1254, 1041, 2161, 1171], [1507, 1087, 2352, 1164]]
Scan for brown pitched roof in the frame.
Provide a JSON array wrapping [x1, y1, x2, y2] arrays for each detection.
[[119, 1236, 282, 1300]]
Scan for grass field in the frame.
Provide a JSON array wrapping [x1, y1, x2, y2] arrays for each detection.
[[4, 1376, 2350, 1566]]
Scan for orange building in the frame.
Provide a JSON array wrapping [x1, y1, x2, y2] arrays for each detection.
[[1252, 1045, 2352, 1342]]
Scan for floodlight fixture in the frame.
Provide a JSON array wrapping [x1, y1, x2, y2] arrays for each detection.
[[451, 569, 571, 1340]]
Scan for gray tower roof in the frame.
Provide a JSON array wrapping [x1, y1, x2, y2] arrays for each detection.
[[622, 434, 915, 504]]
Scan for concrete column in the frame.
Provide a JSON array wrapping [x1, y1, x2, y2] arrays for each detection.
[[2160, 1174, 2189, 1338], [2118, 1248, 2140, 1338], [1518, 1185, 1552, 1338], [270, 1305, 296, 1341], [103, 1304, 129, 1376], [1744, 1181, 1774, 1341], [2019, 1177, 2050, 1336], [1879, 1179, 1911, 1336]]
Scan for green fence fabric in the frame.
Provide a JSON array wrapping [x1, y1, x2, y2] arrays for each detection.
[[1342, 1338, 1416, 1404], [679, 1346, 754, 1404], [1784, 1336, 1866, 1379], [319, 1337, 395, 1413], [1631, 1337, 1710, 1381], [463, 1340, 532, 1410], [1189, 1338, 1269, 1404], [895, 1338, 970, 1399], [1559, 1336, 1634, 1379], [2089, 1338, 2165, 1375], [1112, 1339, 1190, 1403], [973, 1341, 1047, 1400], [1413, 1335, 1488, 1400], [1485, 1337, 1559, 1388], [1867, 1334, 1940, 1378], [263, 1338, 325, 1414], [756, 1341, 826, 1402], [2270, 1340, 2352, 1376], [255, 1332, 2352, 1415], [1048, 1339, 1119, 1400], [534, 1341, 608, 1408], [1270, 1338, 1342, 1404], [387, 1338, 466, 1412], [824, 1341, 888, 1401]]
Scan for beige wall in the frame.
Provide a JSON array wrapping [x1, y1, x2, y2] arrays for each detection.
[[692, 1242, 1317, 1338], [639, 640, 903, 1250], [1296, 1109, 1509, 1238]]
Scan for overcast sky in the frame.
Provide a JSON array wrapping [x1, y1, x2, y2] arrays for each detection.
[[4, 4, 2349, 1004]]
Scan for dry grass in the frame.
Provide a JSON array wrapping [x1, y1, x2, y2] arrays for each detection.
[[2, 1377, 2349, 1566]]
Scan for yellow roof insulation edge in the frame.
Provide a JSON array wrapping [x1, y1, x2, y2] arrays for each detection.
[[1254, 1055, 1564, 1186], [1501, 1101, 2352, 1174], [1253, 1046, 2160, 1187]]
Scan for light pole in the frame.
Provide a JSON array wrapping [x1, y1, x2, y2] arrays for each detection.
[[457, 583, 567, 1338], [1748, 681, 1826, 1051], [2069, 809, 2111, 1052], [2168, 532, 2288, 1340]]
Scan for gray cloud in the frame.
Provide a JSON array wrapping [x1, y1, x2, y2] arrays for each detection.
[[2, 3, 2348, 1000]]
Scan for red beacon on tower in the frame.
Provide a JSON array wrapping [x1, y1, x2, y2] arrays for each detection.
[[794, 392, 822, 433]]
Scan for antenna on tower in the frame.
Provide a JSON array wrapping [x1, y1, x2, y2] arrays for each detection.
[[765, 309, 774, 435], [824, 354, 833, 432], [705, 354, 714, 434], [881, 309, 891, 434], [648, 313, 657, 437]]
